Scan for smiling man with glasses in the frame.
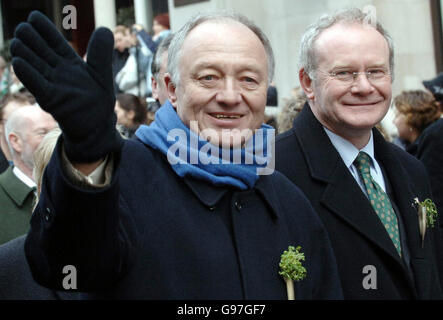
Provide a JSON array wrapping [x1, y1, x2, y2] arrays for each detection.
[[275, 8, 443, 299]]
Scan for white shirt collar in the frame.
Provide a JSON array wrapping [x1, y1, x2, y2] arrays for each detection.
[[12, 166, 37, 189], [323, 127, 379, 173]]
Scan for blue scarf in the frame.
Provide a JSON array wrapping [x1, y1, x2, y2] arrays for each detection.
[[135, 101, 274, 190]]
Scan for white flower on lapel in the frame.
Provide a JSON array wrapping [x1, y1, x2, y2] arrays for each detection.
[[413, 198, 438, 248]]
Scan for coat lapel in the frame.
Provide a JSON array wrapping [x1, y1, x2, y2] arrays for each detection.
[[293, 105, 406, 265], [0, 166, 34, 208]]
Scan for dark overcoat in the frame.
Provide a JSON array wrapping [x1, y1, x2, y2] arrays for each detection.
[[21, 137, 343, 299], [275, 104, 443, 299], [0, 235, 80, 300], [407, 118, 443, 215]]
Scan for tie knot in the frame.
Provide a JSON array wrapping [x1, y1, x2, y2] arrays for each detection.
[[354, 151, 371, 174]]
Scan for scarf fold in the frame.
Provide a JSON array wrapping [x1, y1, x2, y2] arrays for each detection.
[[135, 101, 274, 190]]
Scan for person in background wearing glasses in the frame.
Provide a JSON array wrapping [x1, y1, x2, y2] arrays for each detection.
[[275, 8, 443, 299]]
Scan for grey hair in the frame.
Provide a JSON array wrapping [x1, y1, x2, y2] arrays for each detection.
[[298, 7, 395, 80], [151, 33, 174, 80], [167, 11, 275, 86], [4, 106, 30, 157]]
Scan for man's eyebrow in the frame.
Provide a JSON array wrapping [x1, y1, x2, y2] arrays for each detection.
[[192, 62, 220, 71], [32, 126, 48, 132], [192, 61, 265, 72]]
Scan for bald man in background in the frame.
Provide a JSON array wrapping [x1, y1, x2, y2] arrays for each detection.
[[0, 105, 57, 244], [0, 92, 35, 170]]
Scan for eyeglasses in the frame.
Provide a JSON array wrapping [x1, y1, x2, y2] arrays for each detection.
[[319, 69, 391, 85]]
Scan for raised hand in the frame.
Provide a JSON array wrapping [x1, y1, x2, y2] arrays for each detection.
[[11, 11, 122, 163]]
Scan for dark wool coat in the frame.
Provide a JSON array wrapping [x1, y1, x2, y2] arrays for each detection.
[[22, 137, 343, 299], [0, 235, 80, 300], [275, 104, 443, 300], [407, 118, 443, 216]]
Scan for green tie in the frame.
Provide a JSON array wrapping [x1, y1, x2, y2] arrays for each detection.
[[354, 152, 402, 257]]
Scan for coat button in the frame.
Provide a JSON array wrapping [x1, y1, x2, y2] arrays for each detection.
[[208, 206, 215, 211], [234, 201, 243, 211], [45, 207, 51, 221]]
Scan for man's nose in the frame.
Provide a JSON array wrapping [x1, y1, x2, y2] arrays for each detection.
[[350, 73, 375, 95], [216, 79, 241, 106]]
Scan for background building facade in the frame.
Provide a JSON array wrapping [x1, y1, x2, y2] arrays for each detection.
[[1, 0, 442, 134]]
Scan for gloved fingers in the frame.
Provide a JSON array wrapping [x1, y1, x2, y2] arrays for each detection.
[[12, 57, 50, 103], [14, 22, 60, 68], [86, 27, 114, 89], [28, 11, 79, 61], [10, 38, 53, 80]]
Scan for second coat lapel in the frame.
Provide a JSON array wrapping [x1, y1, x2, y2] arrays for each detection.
[[373, 132, 424, 258]]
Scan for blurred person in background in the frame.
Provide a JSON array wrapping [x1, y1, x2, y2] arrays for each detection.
[[276, 86, 306, 134], [135, 13, 171, 52], [115, 26, 151, 97], [0, 57, 10, 99], [112, 25, 132, 94], [0, 105, 57, 244], [0, 127, 80, 300], [133, 13, 171, 97], [0, 92, 35, 167], [146, 33, 174, 123], [8, 65, 25, 94], [115, 93, 148, 138], [0, 56, 6, 97], [393, 90, 441, 148], [423, 73, 443, 104], [32, 128, 61, 197], [151, 34, 173, 106], [0, 63, 26, 97], [393, 89, 443, 214]]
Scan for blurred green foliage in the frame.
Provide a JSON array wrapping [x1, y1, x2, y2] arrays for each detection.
[[0, 39, 12, 63], [117, 6, 135, 27]]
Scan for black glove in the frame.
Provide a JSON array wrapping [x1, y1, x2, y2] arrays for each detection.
[[11, 11, 122, 163]]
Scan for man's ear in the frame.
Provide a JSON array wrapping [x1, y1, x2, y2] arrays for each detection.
[[299, 68, 315, 100], [127, 110, 135, 120], [8, 132, 22, 154], [164, 73, 178, 108]]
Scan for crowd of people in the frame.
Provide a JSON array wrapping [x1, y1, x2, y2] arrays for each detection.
[[0, 7, 442, 300]]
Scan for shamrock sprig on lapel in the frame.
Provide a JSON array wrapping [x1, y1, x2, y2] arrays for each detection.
[[413, 198, 438, 247], [279, 246, 307, 300]]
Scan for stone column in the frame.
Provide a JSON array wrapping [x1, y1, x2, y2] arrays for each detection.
[[53, 0, 63, 31], [0, 4, 4, 50], [134, 0, 153, 30], [93, 0, 117, 29]]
